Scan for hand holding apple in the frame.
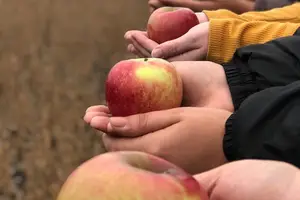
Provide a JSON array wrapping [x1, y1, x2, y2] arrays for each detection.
[[104, 60, 234, 114], [173, 61, 233, 111], [105, 58, 183, 117], [147, 7, 199, 44], [195, 159, 300, 200], [84, 106, 231, 174], [124, 12, 207, 59], [151, 22, 209, 61], [125, 22, 209, 62], [56, 151, 209, 200]]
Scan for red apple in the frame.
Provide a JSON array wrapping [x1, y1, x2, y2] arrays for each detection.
[[105, 58, 183, 117], [147, 7, 199, 44], [56, 151, 209, 200]]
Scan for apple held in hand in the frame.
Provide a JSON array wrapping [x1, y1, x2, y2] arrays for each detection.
[[147, 7, 199, 44], [105, 58, 183, 117], [56, 151, 209, 200]]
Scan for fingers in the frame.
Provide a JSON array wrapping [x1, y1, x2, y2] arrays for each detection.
[[131, 39, 152, 58], [124, 31, 148, 41], [132, 32, 159, 54], [86, 105, 110, 113], [167, 48, 204, 62], [125, 31, 157, 57], [91, 108, 181, 137], [125, 31, 148, 57], [148, 0, 165, 11], [152, 33, 197, 59], [84, 105, 111, 124], [152, 23, 209, 60], [127, 44, 144, 58], [102, 121, 180, 154]]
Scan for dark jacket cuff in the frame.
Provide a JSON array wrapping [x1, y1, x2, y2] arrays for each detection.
[[223, 59, 259, 110], [223, 112, 239, 162]]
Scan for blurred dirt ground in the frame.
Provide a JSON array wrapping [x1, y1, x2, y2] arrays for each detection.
[[0, 0, 148, 199]]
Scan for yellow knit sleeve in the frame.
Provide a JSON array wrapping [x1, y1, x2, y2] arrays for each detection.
[[203, 3, 300, 23], [207, 19, 300, 64], [203, 9, 241, 20]]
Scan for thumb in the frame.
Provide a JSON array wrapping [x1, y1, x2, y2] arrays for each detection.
[[105, 108, 181, 137], [151, 32, 195, 59], [193, 167, 222, 195]]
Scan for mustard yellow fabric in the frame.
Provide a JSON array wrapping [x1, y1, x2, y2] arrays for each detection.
[[202, 3, 300, 63]]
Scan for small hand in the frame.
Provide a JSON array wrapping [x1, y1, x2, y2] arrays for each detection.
[[84, 106, 232, 174], [125, 22, 209, 62], [173, 61, 233, 112], [124, 30, 158, 58], [124, 11, 208, 58], [151, 22, 209, 61]]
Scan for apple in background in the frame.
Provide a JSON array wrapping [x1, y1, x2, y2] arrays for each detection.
[[147, 7, 199, 44], [56, 151, 209, 200], [105, 58, 183, 117]]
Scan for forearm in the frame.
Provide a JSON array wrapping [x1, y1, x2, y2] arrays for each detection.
[[207, 20, 300, 63], [203, 3, 300, 23]]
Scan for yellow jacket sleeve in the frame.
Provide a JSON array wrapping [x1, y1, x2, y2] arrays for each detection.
[[203, 3, 300, 23], [207, 20, 300, 64]]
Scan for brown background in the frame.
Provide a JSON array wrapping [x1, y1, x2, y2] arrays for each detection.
[[0, 0, 148, 199]]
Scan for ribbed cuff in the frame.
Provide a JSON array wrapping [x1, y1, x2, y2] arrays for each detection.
[[223, 113, 238, 161], [207, 19, 300, 64], [206, 19, 239, 64], [223, 59, 259, 110]]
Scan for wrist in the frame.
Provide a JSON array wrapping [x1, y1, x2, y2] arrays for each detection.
[[195, 12, 209, 23]]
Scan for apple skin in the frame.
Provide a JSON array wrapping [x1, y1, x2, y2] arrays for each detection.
[[147, 7, 199, 44], [56, 151, 209, 200], [105, 58, 183, 117]]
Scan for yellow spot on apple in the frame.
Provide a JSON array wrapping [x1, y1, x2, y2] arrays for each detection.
[[135, 67, 171, 82]]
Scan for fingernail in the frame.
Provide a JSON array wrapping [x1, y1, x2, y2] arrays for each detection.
[[109, 117, 127, 127], [152, 49, 163, 58], [124, 32, 132, 39], [129, 45, 135, 53]]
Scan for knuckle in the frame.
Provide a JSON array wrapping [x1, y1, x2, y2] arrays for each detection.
[[168, 44, 180, 56], [136, 113, 150, 130]]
